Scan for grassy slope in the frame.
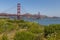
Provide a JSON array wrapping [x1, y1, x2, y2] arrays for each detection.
[[0, 19, 60, 40], [0, 19, 44, 40]]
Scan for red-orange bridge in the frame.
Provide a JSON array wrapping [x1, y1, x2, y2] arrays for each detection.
[[0, 3, 40, 19]]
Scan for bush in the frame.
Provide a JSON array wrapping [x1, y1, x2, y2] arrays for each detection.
[[44, 24, 60, 38], [28, 23, 44, 34], [1, 34, 8, 40], [14, 31, 36, 40]]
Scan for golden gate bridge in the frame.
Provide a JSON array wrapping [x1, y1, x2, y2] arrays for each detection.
[[0, 3, 41, 20]]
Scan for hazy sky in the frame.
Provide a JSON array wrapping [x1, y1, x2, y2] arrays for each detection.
[[0, 0, 59, 17]]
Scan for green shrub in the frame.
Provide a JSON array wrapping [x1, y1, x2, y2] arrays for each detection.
[[44, 24, 60, 38], [1, 34, 8, 40], [44, 26, 54, 38], [14, 31, 36, 40], [28, 23, 44, 34]]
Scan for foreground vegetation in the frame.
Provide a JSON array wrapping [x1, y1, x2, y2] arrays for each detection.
[[0, 18, 60, 40]]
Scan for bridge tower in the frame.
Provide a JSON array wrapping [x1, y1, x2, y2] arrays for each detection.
[[17, 3, 21, 20], [38, 12, 40, 18]]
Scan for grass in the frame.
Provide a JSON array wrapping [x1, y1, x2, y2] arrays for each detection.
[[0, 19, 60, 40]]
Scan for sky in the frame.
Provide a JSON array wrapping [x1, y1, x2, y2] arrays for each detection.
[[0, 0, 60, 17]]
